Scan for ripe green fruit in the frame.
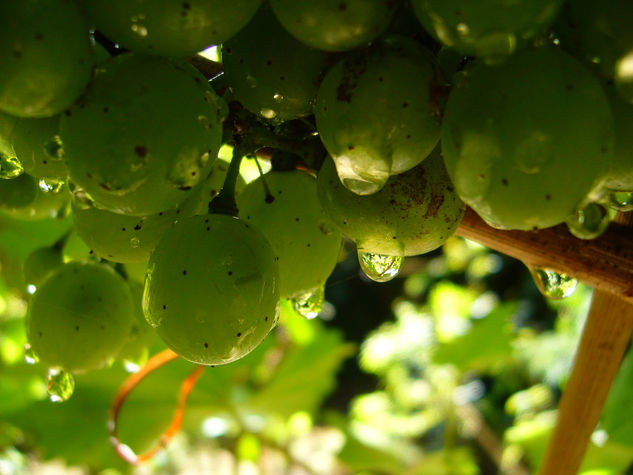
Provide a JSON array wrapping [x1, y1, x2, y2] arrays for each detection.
[[317, 151, 465, 256], [237, 170, 342, 298], [143, 214, 280, 366], [61, 53, 224, 215], [0, 0, 94, 118], [27, 262, 133, 373], [315, 37, 440, 195], [442, 47, 614, 230]]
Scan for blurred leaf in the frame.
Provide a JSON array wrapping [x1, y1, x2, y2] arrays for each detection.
[[245, 329, 355, 418], [602, 350, 633, 445], [405, 447, 479, 475], [433, 303, 516, 371]]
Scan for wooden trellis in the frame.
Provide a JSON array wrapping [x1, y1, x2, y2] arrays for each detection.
[[457, 208, 633, 474]]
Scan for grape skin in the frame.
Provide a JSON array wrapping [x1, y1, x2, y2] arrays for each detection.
[[317, 151, 465, 257], [441, 46, 614, 230], [237, 170, 342, 299], [27, 262, 133, 373], [143, 214, 280, 366]]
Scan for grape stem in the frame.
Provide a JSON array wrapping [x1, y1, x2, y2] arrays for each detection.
[[208, 142, 245, 216]]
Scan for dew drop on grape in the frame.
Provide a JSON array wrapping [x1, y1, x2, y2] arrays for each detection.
[[24, 343, 39, 364], [46, 368, 75, 403], [38, 178, 64, 194], [292, 286, 325, 320], [358, 251, 403, 283], [607, 190, 633, 212], [0, 154, 23, 179], [123, 348, 148, 373], [565, 202, 612, 240], [528, 267, 578, 300]]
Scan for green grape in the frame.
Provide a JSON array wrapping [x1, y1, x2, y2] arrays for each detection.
[[71, 201, 177, 264], [143, 214, 279, 366], [223, 7, 329, 122], [0, 173, 38, 210], [441, 47, 614, 231], [315, 36, 440, 195], [23, 244, 64, 287], [4, 182, 70, 221], [317, 151, 465, 256], [27, 261, 133, 373], [85, 0, 262, 57], [11, 116, 67, 180], [60, 53, 224, 215], [237, 170, 342, 298], [0, 0, 94, 118], [594, 83, 633, 193], [269, 0, 399, 52], [556, 0, 633, 103], [410, 0, 564, 62]]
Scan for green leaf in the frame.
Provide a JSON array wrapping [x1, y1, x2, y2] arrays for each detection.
[[432, 303, 516, 371], [601, 350, 633, 445]]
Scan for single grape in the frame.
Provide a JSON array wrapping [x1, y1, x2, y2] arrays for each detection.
[[317, 151, 465, 256], [27, 261, 133, 373], [269, 0, 399, 52], [223, 7, 330, 122], [237, 170, 342, 298], [410, 0, 564, 62], [85, 0, 262, 57], [60, 53, 224, 215], [441, 47, 614, 230], [11, 116, 67, 180], [315, 36, 440, 195], [0, 0, 94, 118], [555, 0, 633, 103], [143, 214, 279, 366]]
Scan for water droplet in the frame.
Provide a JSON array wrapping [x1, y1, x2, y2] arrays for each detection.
[[198, 115, 210, 129], [130, 23, 148, 37], [38, 177, 64, 193], [260, 108, 277, 119], [24, 343, 39, 364], [123, 349, 148, 373], [292, 287, 325, 320], [358, 251, 403, 282], [130, 237, 140, 248], [44, 135, 64, 159], [0, 153, 23, 179], [607, 190, 633, 212], [46, 368, 75, 403], [246, 75, 258, 88], [456, 23, 470, 35], [273, 93, 284, 102], [528, 267, 578, 300], [565, 202, 611, 239], [514, 132, 552, 175]]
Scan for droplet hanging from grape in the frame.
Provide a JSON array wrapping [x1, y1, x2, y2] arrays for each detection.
[[358, 251, 403, 283], [46, 368, 75, 403], [565, 202, 611, 240], [38, 178, 65, 194], [292, 287, 325, 320], [0, 154, 23, 179], [123, 348, 149, 373], [528, 267, 578, 300], [24, 343, 39, 364], [607, 190, 633, 212]]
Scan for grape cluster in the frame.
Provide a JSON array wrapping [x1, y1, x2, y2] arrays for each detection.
[[1, 0, 629, 374]]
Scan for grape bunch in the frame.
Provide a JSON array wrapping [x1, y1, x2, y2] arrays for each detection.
[[0, 0, 629, 382]]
